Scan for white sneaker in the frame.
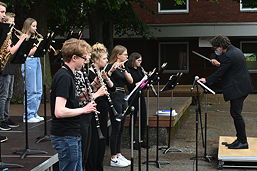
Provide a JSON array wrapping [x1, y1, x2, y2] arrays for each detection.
[[23, 117, 41, 123], [117, 155, 131, 166], [110, 157, 128, 167], [35, 115, 44, 121]]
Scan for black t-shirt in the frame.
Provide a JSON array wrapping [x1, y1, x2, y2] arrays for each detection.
[[50, 64, 81, 137], [127, 67, 145, 92], [106, 64, 127, 88]]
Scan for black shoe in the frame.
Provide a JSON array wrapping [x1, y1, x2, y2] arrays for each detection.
[[7, 118, 19, 128], [0, 135, 8, 143], [228, 141, 248, 149], [0, 121, 11, 131], [225, 139, 240, 147]]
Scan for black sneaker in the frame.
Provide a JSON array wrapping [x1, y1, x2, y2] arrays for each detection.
[[0, 135, 8, 143], [7, 118, 19, 128], [0, 121, 11, 131]]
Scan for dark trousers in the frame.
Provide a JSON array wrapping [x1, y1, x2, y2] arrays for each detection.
[[230, 95, 247, 143], [129, 94, 147, 141], [86, 106, 108, 171], [110, 91, 127, 155], [80, 116, 92, 169]]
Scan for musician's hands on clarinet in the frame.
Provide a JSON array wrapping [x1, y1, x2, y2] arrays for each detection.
[[82, 101, 99, 114], [93, 85, 109, 100], [210, 59, 220, 67]]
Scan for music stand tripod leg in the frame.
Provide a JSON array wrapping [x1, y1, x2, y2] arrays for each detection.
[[36, 53, 50, 143]]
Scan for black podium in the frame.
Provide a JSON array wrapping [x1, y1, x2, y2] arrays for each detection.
[[12, 39, 47, 159]]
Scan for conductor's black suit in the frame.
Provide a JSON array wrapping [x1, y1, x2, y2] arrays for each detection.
[[206, 45, 252, 143]]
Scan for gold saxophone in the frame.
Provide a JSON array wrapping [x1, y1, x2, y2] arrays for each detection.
[[0, 25, 14, 72]]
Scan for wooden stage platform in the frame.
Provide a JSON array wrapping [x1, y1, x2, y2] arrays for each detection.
[[218, 136, 257, 169], [0, 118, 57, 171], [124, 96, 192, 128]]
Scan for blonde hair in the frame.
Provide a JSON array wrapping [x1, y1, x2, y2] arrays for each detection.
[[91, 42, 108, 61], [22, 18, 36, 34], [61, 38, 92, 63], [109, 45, 127, 64], [3, 12, 15, 23]]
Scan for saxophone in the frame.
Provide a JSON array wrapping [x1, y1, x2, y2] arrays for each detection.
[[0, 25, 14, 72]]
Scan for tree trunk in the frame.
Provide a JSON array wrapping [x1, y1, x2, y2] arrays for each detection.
[[103, 20, 114, 53]]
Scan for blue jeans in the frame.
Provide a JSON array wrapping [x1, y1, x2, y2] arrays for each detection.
[[21, 57, 42, 119], [51, 136, 83, 171], [0, 74, 14, 122]]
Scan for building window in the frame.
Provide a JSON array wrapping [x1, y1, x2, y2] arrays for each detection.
[[159, 42, 189, 73], [240, 41, 257, 72], [158, 0, 189, 14], [240, 0, 257, 12]]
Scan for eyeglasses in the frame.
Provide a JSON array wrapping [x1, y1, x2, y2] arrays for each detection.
[[77, 55, 87, 60]]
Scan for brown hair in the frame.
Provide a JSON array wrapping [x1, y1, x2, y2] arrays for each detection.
[[0, 2, 7, 8], [91, 42, 108, 62], [61, 38, 92, 63], [209, 35, 231, 49], [109, 45, 127, 64], [22, 18, 36, 34], [127, 52, 142, 68]]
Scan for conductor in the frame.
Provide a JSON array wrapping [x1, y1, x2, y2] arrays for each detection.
[[199, 35, 252, 149]]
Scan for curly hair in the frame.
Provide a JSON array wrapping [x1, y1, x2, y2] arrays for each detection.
[[209, 35, 231, 49], [91, 42, 108, 61]]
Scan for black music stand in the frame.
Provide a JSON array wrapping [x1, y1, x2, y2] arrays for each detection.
[[191, 78, 215, 171], [34, 33, 55, 143], [159, 73, 183, 154], [124, 75, 148, 171], [147, 63, 170, 168], [12, 39, 47, 159]]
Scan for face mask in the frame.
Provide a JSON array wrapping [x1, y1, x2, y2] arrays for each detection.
[[215, 49, 222, 56]]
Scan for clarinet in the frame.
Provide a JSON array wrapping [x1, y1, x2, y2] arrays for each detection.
[[90, 59, 120, 121], [76, 67, 105, 139]]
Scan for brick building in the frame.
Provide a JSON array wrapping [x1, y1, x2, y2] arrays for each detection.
[[114, 0, 257, 90]]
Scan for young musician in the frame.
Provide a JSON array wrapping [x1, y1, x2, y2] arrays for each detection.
[[85, 43, 115, 171], [199, 35, 252, 149], [74, 43, 109, 170], [127, 52, 148, 149], [0, 12, 27, 131], [21, 18, 44, 123], [0, 1, 7, 143], [106, 45, 133, 167], [50, 38, 98, 171]]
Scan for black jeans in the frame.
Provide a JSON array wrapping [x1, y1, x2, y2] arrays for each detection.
[[230, 95, 247, 143], [110, 91, 127, 155]]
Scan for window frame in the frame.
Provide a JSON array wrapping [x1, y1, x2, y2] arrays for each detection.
[[240, 40, 257, 73], [240, 0, 257, 12], [158, 42, 189, 73], [158, 0, 189, 14]]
